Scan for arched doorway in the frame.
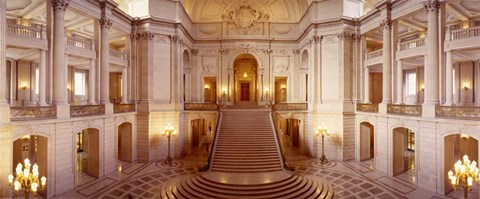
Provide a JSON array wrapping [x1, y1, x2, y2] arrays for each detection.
[[234, 53, 258, 103], [444, 134, 478, 195], [359, 122, 374, 161], [392, 127, 416, 183], [278, 118, 301, 153], [75, 128, 100, 186], [13, 135, 48, 196], [118, 122, 133, 163]]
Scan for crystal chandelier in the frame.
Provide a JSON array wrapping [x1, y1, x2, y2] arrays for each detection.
[[8, 158, 47, 198], [447, 154, 480, 199]]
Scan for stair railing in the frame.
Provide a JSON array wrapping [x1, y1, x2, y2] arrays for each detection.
[[269, 108, 294, 171], [198, 110, 223, 172]]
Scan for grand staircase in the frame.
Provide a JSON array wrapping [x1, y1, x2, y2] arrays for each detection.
[[160, 108, 334, 199]]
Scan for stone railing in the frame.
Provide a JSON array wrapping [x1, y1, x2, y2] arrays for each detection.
[[436, 106, 480, 120], [387, 104, 422, 116], [110, 49, 127, 60], [356, 103, 379, 113], [113, 104, 136, 113], [184, 103, 220, 111], [448, 26, 480, 41], [67, 36, 93, 49], [365, 49, 383, 60], [70, 105, 105, 117], [399, 37, 425, 51], [10, 106, 57, 121], [7, 24, 44, 39], [272, 103, 308, 111]]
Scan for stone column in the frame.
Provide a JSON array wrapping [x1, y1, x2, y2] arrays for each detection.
[[363, 67, 370, 103], [475, 60, 480, 105], [99, 17, 112, 104], [38, 50, 47, 106], [88, 59, 96, 104], [121, 66, 128, 104], [423, 0, 440, 117], [381, 19, 393, 107], [51, 0, 68, 105], [444, 50, 453, 106], [396, 60, 403, 104], [453, 64, 460, 105], [0, 0, 7, 106]]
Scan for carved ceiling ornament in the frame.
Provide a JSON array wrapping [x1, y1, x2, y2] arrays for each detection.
[[222, 2, 269, 29]]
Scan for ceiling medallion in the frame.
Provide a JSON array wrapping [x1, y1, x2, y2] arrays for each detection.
[[222, 2, 269, 29]]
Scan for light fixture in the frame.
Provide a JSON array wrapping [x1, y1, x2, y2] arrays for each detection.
[[448, 154, 480, 199], [461, 134, 470, 139], [281, 84, 286, 89], [162, 123, 176, 166], [464, 86, 469, 90], [316, 123, 329, 164], [21, 82, 27, 90], [8, 158, 47, 198], [243, 72, 247, 78], [204, 84, 210, 89]]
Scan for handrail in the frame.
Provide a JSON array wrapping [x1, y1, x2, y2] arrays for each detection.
[[7, 24, 43, 39], [110, 49, 128, 60], [198, 109, 222, 172], [448, 26, 480, 41], [270, 108, 294, 171], [365, 49, 383, 60], [399, 37, 425, 51]]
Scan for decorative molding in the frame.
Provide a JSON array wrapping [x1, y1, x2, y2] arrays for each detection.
[[99, 17, 113, 29], [424, 0, 440, 13], [169, 35, 183, 44], [436, 106, 480, 120], [201, 56, 217, 75], [308, 35, 322, 44], [113, 104, 136, 114], [184, 103, 220, 111], [272, 103, 308, 112], [356, 103, 379, 113], [292, 49, 300, 55], [139, 32, 155, 40], [51, 0, 69, 12], [380, 19, 392, 29], [10, 106, 57, 121], [222, 3, 269, 29], [70, 105, 105, 117], [387, 104, 422, 116], [191, 49, 199, 56]]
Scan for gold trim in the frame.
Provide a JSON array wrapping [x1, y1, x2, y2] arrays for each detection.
[[272, 103, 308, 111], [387, 104, 422, 116], [114, 104, 136, 113], [10, 106, 57, 121], [184, 103, 220, 111], [436, 106, 480, 120], [70, 105, 105, 117], [356, 103, 379, 113]]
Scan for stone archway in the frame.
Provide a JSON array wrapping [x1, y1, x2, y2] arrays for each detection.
[[233, 53, 258, 103]]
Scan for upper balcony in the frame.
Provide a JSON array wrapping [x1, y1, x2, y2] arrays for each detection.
[[396, 37, 426, 59], [110, 49, 128, 66], [66, 35, 96, 59], [445, 26, 480, 51], [364, 49, 383, 67], [6, 24, 48, 50]]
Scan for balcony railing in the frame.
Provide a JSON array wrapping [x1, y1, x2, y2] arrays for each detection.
[[436, 106, 480, 120], [387, 104, 422, 116], [356, 103, 379, 113], [184, 103, 220, 111], [448, 26, 480, 41], [398, 38, 425, 51], [10, 106, 57, 121], [365, 49, 383, 60], [67, 36, 93, 49], [110, 49, 127, 60], [272, 103, 308, 111], [7, 24, 44, 39], [113, 104, 136, 113], [70, 105, 105, 117]]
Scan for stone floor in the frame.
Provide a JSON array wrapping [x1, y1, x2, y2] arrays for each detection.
[[54, 148, 479, 199]]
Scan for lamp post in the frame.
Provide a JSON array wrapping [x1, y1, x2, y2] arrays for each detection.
[[448, 154, 480, 199], [162, 123, 176, 166], [316, 123, 329, 164], [8, 158, 47, 198]]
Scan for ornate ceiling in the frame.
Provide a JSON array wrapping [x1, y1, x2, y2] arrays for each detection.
[[183, 0, 309, 23]]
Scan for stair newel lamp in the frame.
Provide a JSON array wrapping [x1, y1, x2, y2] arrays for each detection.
[[316, 124, 329, 164], [7, 158, 47, 198], [162, 123, 176, 166], [447, 154, 480, 199]]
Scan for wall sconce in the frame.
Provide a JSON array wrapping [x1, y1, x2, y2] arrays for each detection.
[[463, 82, 470, 90], [67, 84, 71, 91], [21, 82, 27, 90], [204, 84, 210, 89], [281, 84, 286, 89], [461, 134, 470, 139], [464, 86, 469, 90], [421, 85, 424, 91], [243, 72, 247, 78]]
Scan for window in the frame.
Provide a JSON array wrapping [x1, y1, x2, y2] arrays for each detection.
[[406, 72, 416, 95], [35, 68, 39, 95], [74, 72, 86, 95]]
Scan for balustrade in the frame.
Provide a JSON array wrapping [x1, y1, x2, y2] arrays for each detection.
[[184, 103, 220, 111], [365, 49, 383, 60], [356, 103, 379, 113], [109, 49, 127, 60], [10, 106, 57, 121], [67, 36, 93, 49], [387, 104, 422, 116], [272, 103, 308, 112], [6, 24, 44, 39], [70, 105, 105, 117], [399, 38, 425, 51], [448, 26, 480, 41], [113, 104, 136, 113], [436, 106, 480, 120]]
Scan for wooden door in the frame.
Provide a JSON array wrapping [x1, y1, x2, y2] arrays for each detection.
[[241, 83, 250, 101], [87, 129, 100, 177], [392, 129, 404, 176]]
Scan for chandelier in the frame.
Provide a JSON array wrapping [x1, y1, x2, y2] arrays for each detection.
[[7, 158, 47, 198], [447, 154, 480, 199]]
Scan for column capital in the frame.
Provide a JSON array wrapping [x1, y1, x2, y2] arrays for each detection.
[[293, 49, 300, 55], [380, 19, 392, 29], [169, 35, 183, 44], [51, 0, 69, 12], [337, 32, 357, 41], [308, 35, 322, 44], [99, 17, 113, 29], [424, 0, 440, 13]]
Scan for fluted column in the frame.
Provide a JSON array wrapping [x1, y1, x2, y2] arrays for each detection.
[[424, 0, 440, 105], [51, 0, 69, 105], [475, 61, 480, 105], [88, 59, 96, 104], [38, 50, 47, 106], [444, 50, 453, 106], [363, 67, 370, 103], [396, 60, 403, 104], [381, 19, 392, 104], [121, 66, 128, 104], [99, 17, 112, 104], [0, 0, 7, 106]]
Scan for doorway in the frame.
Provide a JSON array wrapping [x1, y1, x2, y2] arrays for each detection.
[[118, 122, 133, 162], [76, 128, 100, 186], [360, 122, 374, 161], [392, 127, 416, 184], [241, 83, 250, 101], [234, 53, 258, 103]]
